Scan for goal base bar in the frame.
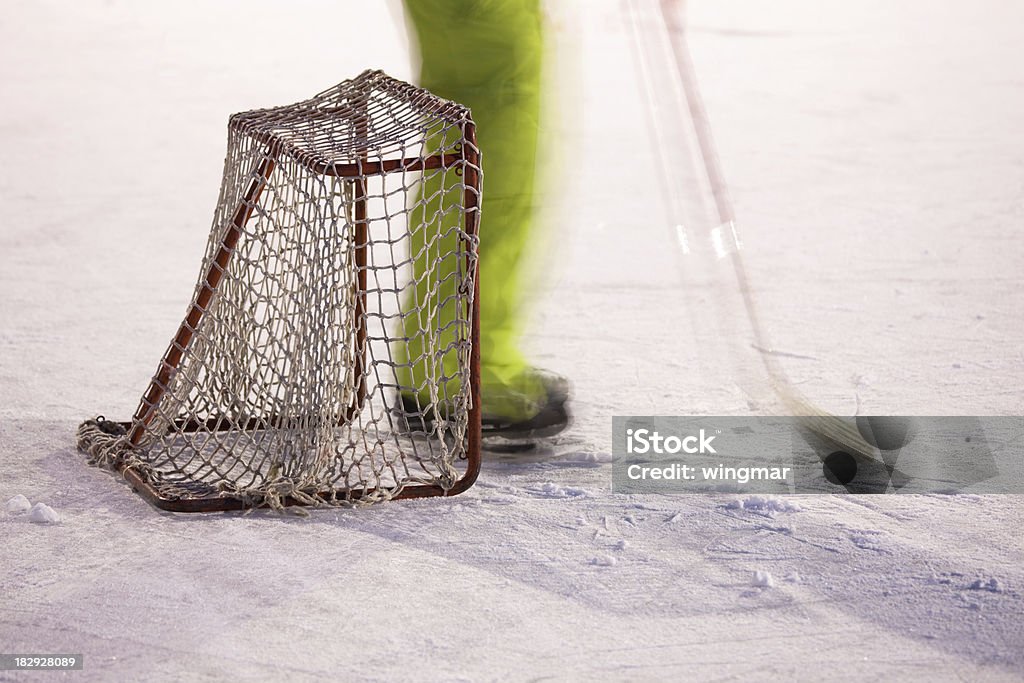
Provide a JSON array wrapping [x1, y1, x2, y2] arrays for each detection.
[[119, 466, 481, 513], [86, 419, 480, 513]]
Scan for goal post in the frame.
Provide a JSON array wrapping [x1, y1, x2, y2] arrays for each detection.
[[77, 70, 482, 511]]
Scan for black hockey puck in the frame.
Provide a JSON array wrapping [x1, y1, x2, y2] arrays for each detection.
[[823, 450, 858, 485]]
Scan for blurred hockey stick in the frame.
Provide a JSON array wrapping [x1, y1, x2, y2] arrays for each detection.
[[625, 0, 879, 461]]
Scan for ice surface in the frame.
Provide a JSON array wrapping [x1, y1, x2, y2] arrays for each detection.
[[1, 0, 1023, 680]]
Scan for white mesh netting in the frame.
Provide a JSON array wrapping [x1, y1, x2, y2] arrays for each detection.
[[77, 70, 482, 511]]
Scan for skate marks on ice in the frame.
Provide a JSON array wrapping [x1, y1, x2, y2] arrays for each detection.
[[4, 422, 1023, 676], [339, 464, 1019, 647], [719, 494, 1024, 670], [328, 468, 1024, 673]]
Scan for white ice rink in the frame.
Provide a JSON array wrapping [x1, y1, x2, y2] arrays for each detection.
[[2, 0, 1023, 680]]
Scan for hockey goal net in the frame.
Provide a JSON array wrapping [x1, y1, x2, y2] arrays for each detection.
[[77, 70, 482, 511]]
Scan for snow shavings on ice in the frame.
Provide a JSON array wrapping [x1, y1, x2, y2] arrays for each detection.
[[848, 529, 887, 553], [751, 570, 774, 588], [725, 495, 802, 515], [29, 503, 60, 524], [558, 451, 613, 465], [5, 495, 59, 523], [967, 578, 1003, 594], [528, 482, 592, 499], [6, 494, 31, 514]]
